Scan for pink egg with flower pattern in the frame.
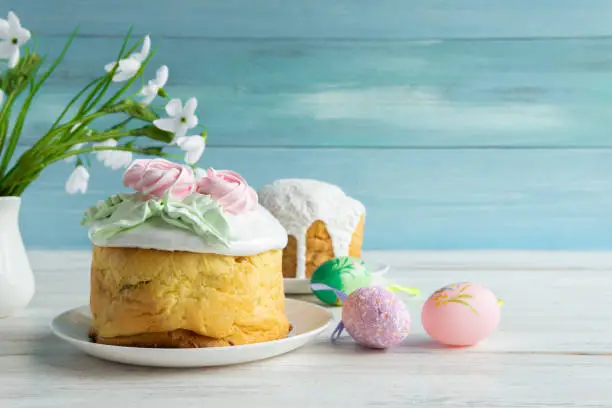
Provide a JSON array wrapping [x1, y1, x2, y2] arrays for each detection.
[[421, 282, 500, 347], [342, 286, 410, 349]]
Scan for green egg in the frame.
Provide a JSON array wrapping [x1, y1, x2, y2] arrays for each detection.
[[310, 256, 372, 305]]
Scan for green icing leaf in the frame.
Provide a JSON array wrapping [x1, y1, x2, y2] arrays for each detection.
[[81, 193, 230, 247], [158, 194, 229, 245], [81, 194, 129, 224]]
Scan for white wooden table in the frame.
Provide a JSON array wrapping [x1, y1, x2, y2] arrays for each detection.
[[2, 251, 612, 407]]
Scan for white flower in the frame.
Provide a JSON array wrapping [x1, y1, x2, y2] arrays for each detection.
[[104, 35, 151, 82], [130, 35, 151, 63], [0, 12, 31, 68], [104, 58, 140, 83], [92, 139, 132, 170], [92, 139, 117, 162], [103, 150, 133, 170], [64, 143, 87, 163], [65, 165, 89, 194], [140, 65, 168, 106], [153, 98, 198, 142], [176, 135, 206, 164]]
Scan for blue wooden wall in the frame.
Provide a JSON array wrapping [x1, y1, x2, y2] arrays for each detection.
[[5, 0, 612, 250]]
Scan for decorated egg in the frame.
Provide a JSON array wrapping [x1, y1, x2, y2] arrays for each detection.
[[421, 282, 501, 346], [310, 256, 372, 305], [340, 286, 411, 349]]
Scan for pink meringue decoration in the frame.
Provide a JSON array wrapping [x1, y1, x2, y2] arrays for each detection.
[[197, 168, 257, 214], [123, 158, 196, 200]]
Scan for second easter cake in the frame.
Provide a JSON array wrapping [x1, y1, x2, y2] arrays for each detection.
[[258, 179, 365, 279]]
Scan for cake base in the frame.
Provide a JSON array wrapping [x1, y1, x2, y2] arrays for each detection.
[[90, 246, 290, 348], [90, 328, 251, 348]]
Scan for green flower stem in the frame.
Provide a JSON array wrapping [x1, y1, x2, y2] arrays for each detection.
[[109, 117, 133, 131], [49, 76, 104, 132], [0, 146, 176, 197], [3, 102, 165, 193], [0, 115, 9, 154], [1, 173, 41, 196], [0, 119, 105, 186], [25, 111, 111, 160], [77, 74, 115, 116], [79, 28, 137, 116], [81, 73, 120, 115], [38, 40, 155, 148], [0, 92, 17, 164], [0, 31, 178, 197], [2, 127, 133, 190], [46, 146, 169, 168], [0, 29, 77, 177], [31, 31, 141, 150], [0, 92, 17, 124], [48, 131, 133, 155], [54, 110, 111, 134], [31, 130, 133, 174]]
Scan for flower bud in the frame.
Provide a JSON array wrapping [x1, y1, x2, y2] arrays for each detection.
[[2, 52, 42, 94], [130, 125, 173, 143], [107, 99, 158, 122]]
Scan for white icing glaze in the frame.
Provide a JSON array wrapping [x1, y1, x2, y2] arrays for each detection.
[[89, 204, 288, 256], [257, 179, 365, 279]]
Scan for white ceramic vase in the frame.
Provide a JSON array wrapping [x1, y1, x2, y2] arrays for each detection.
[[0, 197, 35, 318]]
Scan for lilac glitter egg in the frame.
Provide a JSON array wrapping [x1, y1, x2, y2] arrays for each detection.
[[341, 286, 411, 349]]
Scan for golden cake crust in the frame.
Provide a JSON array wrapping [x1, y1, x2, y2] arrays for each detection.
[[89, 328, 238, 348], [282, 215, 365, 278], [89, 246, 290, 347]]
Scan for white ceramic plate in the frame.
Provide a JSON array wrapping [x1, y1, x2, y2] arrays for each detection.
[[284, 260, 390, 294], [50, 299, 332, 368]]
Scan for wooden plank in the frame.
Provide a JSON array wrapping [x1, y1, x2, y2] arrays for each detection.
[[6, 0, 612, 39], [13, 36, 612, 148], [367, 250, 612, 271], [2, 252, 612, 407], [16, 146, 612, 250]]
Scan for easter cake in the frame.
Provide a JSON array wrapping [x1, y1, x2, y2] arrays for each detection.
[[258, 179, 365, 279], [82, 159, 290, 348]]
